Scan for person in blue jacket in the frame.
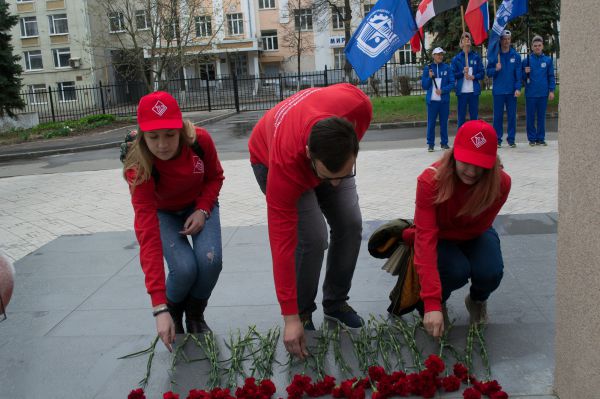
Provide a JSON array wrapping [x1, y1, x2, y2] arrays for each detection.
[[486, 30, 522, 148], [522, 35, 556, 146], [452, 32, 485, 129], [422, 47, 455, 152]]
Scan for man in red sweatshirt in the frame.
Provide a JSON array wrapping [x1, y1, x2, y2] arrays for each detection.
[[249, 83, 372, 358]]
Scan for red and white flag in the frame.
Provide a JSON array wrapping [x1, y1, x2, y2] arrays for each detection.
[[410, 0, 461, 52]]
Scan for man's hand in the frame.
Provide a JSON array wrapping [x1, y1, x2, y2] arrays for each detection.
[[180, 210, 207, 235], [423, 310, 444, 338], [155, 311, 175, 352], [548, 92, 555, 101], [283, 314, 309, 359], [429, 69, 434, 79], [435, 89, 442, 96], [524, 66, 531, 74], [496, 63, 502, 71], [514, 89, 521, 98]]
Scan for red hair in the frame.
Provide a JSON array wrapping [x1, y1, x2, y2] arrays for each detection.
[[434, 149, 503, 217]]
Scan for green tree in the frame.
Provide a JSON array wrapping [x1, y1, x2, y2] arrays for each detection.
[[423, 0, 560, 58], [0, 0, 25, 117]]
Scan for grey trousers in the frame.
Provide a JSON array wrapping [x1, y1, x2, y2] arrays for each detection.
[[252, 163, 363, 315]]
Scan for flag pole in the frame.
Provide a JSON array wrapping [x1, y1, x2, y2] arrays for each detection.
[[461, 5, 469, 68], [526, 10, 531, 84], [408, 0, 438, 90], [493, 0, 500, 64]]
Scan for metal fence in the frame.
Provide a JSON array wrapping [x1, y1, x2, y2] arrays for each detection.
[[18, 53, 558, 124]]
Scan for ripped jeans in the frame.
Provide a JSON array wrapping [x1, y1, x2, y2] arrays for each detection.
[[157, 204, 222, 303]]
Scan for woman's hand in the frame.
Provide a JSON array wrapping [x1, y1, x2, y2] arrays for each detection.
[[180, 210, 207, 235], [283, 314, 309, 359], [155, 311, 175, 352], [423, 310, 444, 338]]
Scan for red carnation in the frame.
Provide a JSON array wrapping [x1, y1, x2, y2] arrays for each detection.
[[463, 387, 482, 399], [442, 375, 461, 392], [164, 392, 180, 399], [483, 380, 502, 394], [128, 388, 146, 399], [392, 378, 411, 397], [187, 390, 211, 399], [489, 391, 509, 399], [453, 363, 469, 381], [368, 366, 386, 382], [424, 355, 445, 375], [349, 386, 365, 399], [331, 386, 344, 398], [260, 379, 277, 397]]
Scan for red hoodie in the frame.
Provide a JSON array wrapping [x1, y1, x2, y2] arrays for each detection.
[[402, 165, 511, 313], [126, 127, 224, 306], [248, 83, 373, 315]]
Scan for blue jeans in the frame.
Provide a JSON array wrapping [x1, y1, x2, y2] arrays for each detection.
[[526, 96, 548, 142], [157, 204, 222, 303], [457, 93, 479, 128], [426, 101, 450, 146], [493, 94, 517, 145], [437, 227, 504, 303]]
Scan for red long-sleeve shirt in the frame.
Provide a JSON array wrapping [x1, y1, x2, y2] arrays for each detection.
[[402, 165, 511, 313], [125, 127, 224, 306], [248, 83, 373, 315]]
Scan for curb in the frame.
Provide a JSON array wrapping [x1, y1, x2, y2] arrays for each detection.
[[0, 110, 237, 162]]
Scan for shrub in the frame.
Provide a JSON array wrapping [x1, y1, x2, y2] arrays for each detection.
[[398, 76, 412, 96]]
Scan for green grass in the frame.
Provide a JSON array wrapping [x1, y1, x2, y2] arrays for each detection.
[[371, 88, 559, 123]]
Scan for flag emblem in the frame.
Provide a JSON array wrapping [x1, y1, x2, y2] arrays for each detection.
[[356, 12, 399, 58], [193, 156, 204, 174], [152, 100, 168, 117], [471, 132, 487, 148]]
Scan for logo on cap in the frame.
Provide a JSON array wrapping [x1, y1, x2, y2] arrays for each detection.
[[152, 100, 168, 117], [471, 132, 487, 148]]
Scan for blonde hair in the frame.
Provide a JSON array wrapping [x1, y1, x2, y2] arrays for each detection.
[[434, 149, 502, 217], [123, 120, 196, 188]]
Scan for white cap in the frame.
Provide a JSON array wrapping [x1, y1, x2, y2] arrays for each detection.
[[432, 47, 445, 54], [501, 30, 511, 38]]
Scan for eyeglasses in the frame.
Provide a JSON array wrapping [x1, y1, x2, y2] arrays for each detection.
[[0, 295, 6, 323], [310, 158, 356, 182]]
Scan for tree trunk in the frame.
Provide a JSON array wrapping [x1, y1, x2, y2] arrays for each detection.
[[343, 0, 352, 81]]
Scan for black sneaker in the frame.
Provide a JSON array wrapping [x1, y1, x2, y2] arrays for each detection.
[[538, 140, 547, 146], [427, 146, 434, 152], [300, 313, 315, 331], [441, 144, 450, 150], [529, 141, 536, 146], [324, 303, 364, 330], [509, 143, 517, 148]]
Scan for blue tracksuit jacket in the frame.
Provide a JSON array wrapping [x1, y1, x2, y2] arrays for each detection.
[[451, 50, 485, 96], [486, 47, 522, 95], [522, 53, 556, 97], [421, 62, 455, 104]]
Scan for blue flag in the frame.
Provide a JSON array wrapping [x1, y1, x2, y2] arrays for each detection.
[[345, 0, 417, 82], [487, 0, 528, 64]]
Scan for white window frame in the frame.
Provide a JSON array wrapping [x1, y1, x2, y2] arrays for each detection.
[[24, 50, 43, 71], [135, 10, 150, 30], [261, 30, 278, 51], [108, 11, 126, 33], [398, 43, 416, 65], [195, 15, 212, 37], [52, 47, 71, 68], [294, 8, 312, 31], [331, 7, 345, 30], [57, 81, 77, 102], [28, 84, 47, 105], [226, 13, 244, 36], [258, 0, 275, 9], [20, 17, 39, 38], [333, 47, 345, 69], [16, 0, 34, 3], [48, 14, 69, 35]]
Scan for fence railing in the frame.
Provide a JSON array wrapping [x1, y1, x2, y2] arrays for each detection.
[[18, 53, 559, 124]]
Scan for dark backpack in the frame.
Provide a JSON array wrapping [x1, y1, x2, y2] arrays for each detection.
[[120, 130, 205, 182]]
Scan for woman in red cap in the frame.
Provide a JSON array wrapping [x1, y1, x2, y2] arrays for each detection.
[[402, 120, 511, 338], [123, 91, 224, 350]]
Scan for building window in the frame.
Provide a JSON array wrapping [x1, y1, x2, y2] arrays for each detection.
[[333, 47, 345, 69], [135, 10, 150, 30], [109, 12, 125, 32], [195, 15, 212, 37], [196, 63, 216, 80], [28, 84, 47, 104], [52, 47, 71, 68], [398, 43, 416, 64], [57, 81, 76, 102], [48, 14, 69, 35], [363, 3, 373, 15], [258, 0, 275, 9], [230, 53, 248, 76], [261, 30, 278, 51], [24, 50, 43, 71], [19, 17, 39, 38], [226, 13, 244, 36], [294, 8, 312, 31], [331, 7, 345, 30], [16, 0, 34, 3]]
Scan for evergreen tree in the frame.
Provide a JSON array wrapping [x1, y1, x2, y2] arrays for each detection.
[[422, 0, 560, 58], [0, 0, 25, 117]]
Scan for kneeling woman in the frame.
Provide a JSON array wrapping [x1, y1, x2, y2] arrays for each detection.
[[403, 120, 511, 338], [123, 91, 225, 350]]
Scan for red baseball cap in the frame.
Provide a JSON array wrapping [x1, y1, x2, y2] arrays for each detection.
[[453, 120, 498, 169], [137, 91, 183, 132]]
